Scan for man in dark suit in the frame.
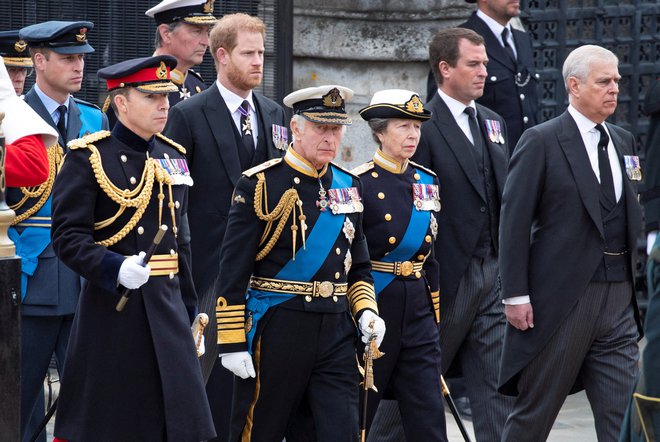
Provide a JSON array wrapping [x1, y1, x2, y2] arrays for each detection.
[[163, 13, 287, 441], [411, 27, 512, 441], [499, 44, 642, 441], [642, 78, 660, 258], [427, 0, 539, 149], [12, 20, 108, 442]]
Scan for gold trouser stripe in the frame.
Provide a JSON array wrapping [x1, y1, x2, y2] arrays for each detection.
[[242, 337, 262, 441], [370, 260, 424, 276]]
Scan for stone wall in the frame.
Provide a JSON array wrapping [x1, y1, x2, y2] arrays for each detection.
[[293, 0, 475, 168]]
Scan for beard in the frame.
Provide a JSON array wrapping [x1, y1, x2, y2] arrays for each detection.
[[226, 60, 262, 92]]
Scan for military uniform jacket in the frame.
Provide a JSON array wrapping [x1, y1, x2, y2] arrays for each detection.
[[169, 68, 206, 106], [9, 89, 108, 316], [354, 152, 440, 322], [215, 148, 378, 354], [460, 12, 540, 149], [50, 123, 215, 441]]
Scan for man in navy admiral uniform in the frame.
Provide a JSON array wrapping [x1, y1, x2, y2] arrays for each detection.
[[215, 85, 386, 441], [50, 55, 215, 441], [12, 20, 108, 442], [147, 0, 216, 106], [413, 27, 512, 441], [0, 30, 32, 96], [164, 13, 288, 439]]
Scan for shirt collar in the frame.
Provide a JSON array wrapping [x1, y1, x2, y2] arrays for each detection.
[[476, 9, 511, 41], [373, 148, 408, 174], [567, 104, 608, 137], [438, 88, 476, 120], [215, 80, 255, 114], [34, 83, 70, 119], [284, 146, 328, 178]]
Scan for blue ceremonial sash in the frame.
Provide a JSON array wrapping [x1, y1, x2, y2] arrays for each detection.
[[78, 105, 103, 137], [372, 168, 433, 296], [246, 165, 352, 353], [9, 195, 53, 299]]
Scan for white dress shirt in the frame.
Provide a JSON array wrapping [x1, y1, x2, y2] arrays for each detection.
[[215, 80, 259, 147]]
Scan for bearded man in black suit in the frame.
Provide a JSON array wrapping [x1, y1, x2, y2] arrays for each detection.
[[163, 13, 288, 441]]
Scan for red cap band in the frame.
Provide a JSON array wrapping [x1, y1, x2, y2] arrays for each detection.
[[106, 66, 171, 90]]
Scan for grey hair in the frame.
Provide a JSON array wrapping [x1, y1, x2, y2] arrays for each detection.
[[367, 118, 389, 145], [562, 45, 618, 92], [154, 22, 183, 48]]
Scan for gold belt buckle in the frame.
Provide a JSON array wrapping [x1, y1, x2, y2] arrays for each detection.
[[399, 261, 414, 276], [314, 281, 334, 298]]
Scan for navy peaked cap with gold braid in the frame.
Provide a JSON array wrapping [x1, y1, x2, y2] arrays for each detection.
[[146, 0, 217, 25], [19, 21, 95, 54], [283, 85, 354, 125], [0, 30, 32, 68]]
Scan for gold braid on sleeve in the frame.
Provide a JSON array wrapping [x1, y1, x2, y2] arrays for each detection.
[[10, 144, 63, 224], [253, 172, 306, 261]]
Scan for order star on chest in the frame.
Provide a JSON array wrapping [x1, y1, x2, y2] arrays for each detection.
[[179, 87, 191, 100]]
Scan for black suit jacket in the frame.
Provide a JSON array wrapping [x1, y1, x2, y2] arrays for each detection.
[[163, 85, 288, 295], [498, 111, 643, 394], [412, 93, 508, 301], [460, 13, 539, 148]]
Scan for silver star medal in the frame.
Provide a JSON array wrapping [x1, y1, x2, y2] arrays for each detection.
[[243, 114, 253, 136], [344, 249, 352, 274], [343, 218, 355, 245], [430, 213, 438, 240]]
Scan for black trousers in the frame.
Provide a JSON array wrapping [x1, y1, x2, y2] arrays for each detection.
[[230, 307, 359, 442]]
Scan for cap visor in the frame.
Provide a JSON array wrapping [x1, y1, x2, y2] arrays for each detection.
[[183, 15, 217, 25], [2, 57, 33, 68], [50, 43, 95, 55], [135, 81, 179, 94]]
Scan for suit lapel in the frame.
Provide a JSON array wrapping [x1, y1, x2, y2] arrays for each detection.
[[607, 123, 643, 250], [477, 105, 508, 197], [253, 94, 281, 160], [557, 112, 603, 236], [67, 99, 82, 143], [25, 88, 61, 145], [202, 86, 243, 186], [466, 13, 516, 73], [429, 95, 486, 201]]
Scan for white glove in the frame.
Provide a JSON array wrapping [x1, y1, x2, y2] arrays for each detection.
[[358, 310, 386, 348], [648, 231, 658, 256], [117, 251, 150, 289], [221, 351, 256, 379], [197, 335, 206, 357]]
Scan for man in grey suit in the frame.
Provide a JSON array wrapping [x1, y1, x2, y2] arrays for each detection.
[[163, 13, 287, 441], [499, 44, 643, 441]]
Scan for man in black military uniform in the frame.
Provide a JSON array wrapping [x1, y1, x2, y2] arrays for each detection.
[[12, 21, 108, 442], [0, 30, 32, 96], [50, 55, 215, 441], [215, 85, 386, 441], [147, 0, 216, 106]]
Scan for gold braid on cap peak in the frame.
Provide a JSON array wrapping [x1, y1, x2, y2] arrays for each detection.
[[10, 144, 64, 224], [253, 172, 307, 261]]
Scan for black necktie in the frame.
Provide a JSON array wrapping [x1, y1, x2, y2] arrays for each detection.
[[501, 28, 517, 63], [595, 124, 616, 210], [240, 100, 255, 154], [56, 105, 67, 142], [464, 107, 484, 153]]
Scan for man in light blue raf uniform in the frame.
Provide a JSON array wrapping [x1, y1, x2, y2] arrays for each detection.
[[10, 20, 108, 442]]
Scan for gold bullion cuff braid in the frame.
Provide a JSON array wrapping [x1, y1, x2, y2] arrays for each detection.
[[347, 281, 378, 317], [123, 254, 179, 277], [216, 296, 246, 345], [250, 276, 347, 298], [431, 291, 440, 323]]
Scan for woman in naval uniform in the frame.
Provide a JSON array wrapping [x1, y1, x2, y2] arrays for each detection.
[[353, 89, 447, 441]]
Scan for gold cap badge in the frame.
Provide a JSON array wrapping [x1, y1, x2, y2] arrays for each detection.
[[404, 95, 424, 114], [156, 61, 168, 80], [203, 0, 214, 13], [76, 28, 88, 42], [14, 40, 27, 53], [322, 88, 343, 109]]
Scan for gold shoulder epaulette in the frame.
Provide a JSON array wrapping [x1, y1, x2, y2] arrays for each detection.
[[409, 160, 437, 177], [244, 158, 282, 177], [156, 133, 186, 154], [351, 161, 374, 176], [67, 130, 112, 150], [331, 162, 359, 179]]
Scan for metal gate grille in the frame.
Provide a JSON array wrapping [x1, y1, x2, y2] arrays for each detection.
[[0, 0, 292, 105], [522, 0, 660, 148]]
